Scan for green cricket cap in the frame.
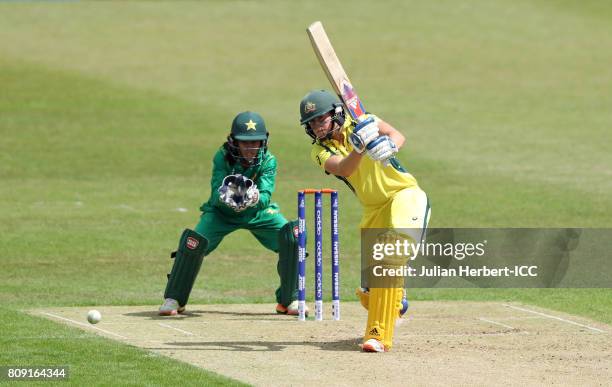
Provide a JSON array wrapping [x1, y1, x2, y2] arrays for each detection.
[[231, 111, 268, 140]]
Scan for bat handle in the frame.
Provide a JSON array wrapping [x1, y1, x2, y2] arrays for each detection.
[[382, 157, 397, 168]]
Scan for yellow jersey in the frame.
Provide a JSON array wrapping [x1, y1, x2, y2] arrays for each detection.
[[310, 115, 419, 209]]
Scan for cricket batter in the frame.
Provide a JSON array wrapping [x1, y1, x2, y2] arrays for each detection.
[[299, 90, 430, 352], [159, 111, 306, 317]]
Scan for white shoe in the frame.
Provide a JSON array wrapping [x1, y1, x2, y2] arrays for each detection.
[[287, 300, 309, 317], [362, 338, 387, 353], [158, 298, 185, 316], [276, 301, 309, 317]]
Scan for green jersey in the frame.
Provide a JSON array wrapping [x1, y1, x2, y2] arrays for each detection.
[[200, 146, 279, 219]]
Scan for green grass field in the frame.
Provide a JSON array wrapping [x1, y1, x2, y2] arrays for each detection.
[[1, 1, 611, 385]]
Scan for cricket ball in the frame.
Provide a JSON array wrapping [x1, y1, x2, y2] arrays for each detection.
[[87, 310, 102, 324]]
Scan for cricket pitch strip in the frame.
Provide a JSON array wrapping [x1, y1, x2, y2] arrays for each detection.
[[33, 302, 611, 386]]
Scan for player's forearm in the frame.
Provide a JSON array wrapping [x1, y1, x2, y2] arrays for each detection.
[[256, 190, 271, 209], [255, 167, 276, 209], [379, 120, 405, 149], [388, 131, 405, 149], [210, 150, 228, 205], [325, 152, 363, 177], [210, 175, 224, 205]]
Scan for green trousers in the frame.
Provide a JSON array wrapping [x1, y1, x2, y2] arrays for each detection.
[[195, 204, 287, 254], [194, 203, 296, 305]]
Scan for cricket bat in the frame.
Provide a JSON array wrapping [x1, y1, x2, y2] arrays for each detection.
[[307, 21, 398, 165], [307, 21, 367, 122]]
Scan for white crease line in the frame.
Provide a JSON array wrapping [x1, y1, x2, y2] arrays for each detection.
[[479, 317, 515, 330], [404, 332, 529, 337], [41, 312, 128, 339], [98, 321, 197, 326], [406, 316, 543, 321], [494, 316, 545, 320], [503, 304, 605, 333], [158, 323, 196, 336]]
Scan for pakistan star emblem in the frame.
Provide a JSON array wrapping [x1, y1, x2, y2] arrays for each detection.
[[245, 119, 257, 131]]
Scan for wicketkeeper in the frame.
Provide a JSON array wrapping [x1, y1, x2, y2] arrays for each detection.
[[159, 111, 306, 317], [299, 90, 431, 352]]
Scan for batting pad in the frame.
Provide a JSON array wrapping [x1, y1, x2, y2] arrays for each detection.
[[164, 229, 208, 307], [364, 287, 403, 350], [276, 220, 300, 306]]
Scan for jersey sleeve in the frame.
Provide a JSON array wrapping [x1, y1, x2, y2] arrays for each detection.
[[209, 148, 229, 209], [254, 155, 277, 210], [310, 143, 335, 172]]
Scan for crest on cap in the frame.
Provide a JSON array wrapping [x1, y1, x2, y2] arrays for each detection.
[[304, 102, 316, 114], [245, 119, 257, 131]]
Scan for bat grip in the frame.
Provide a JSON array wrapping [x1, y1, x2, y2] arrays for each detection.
[[357, 117, 397, 168]]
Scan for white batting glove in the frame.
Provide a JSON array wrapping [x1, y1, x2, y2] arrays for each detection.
[[349, 117, 379, 154], [366, 135, 398, 162]]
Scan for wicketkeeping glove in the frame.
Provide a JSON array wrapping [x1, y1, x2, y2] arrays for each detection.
[[366, 135, 398, 162], [242, 184, 260, 210], [349, 117, 379, 154], [218, 174, 258, 212], [218, 175, 237, 206]]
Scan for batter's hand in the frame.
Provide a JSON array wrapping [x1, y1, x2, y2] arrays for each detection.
[[366, 135, 398, 162], [349, 117, 379, 154]]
